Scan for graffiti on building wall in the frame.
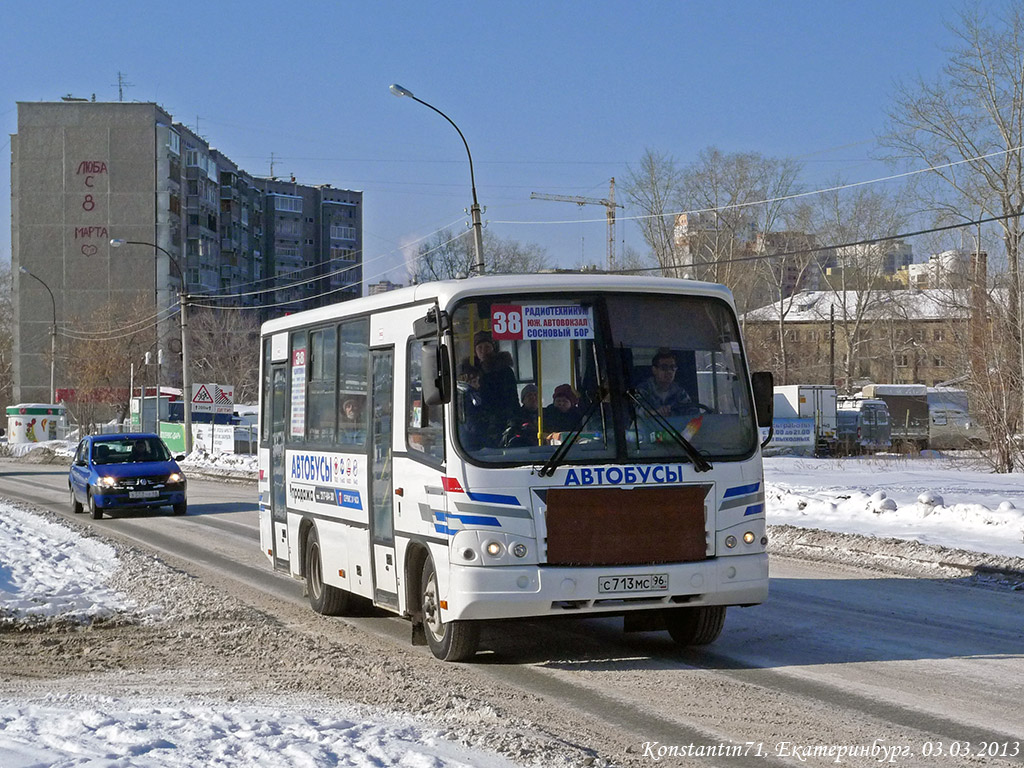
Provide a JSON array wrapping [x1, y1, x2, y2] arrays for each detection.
[[74, 160, 108, 257]]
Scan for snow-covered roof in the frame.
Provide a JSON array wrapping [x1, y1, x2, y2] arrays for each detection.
[[743, 288, 981, 323]]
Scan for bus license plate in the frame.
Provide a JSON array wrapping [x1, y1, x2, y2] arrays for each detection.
[[598, 573, 668, 594], [129, 490, 159, 499]]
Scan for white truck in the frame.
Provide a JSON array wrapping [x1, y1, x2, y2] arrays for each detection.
[[772, 385, 838, 456]]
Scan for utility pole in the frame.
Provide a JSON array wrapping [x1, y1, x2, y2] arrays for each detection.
[[530, 179, 623, 270]]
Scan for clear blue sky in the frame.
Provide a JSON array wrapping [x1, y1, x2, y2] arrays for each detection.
[[0, 0, 986, 285]]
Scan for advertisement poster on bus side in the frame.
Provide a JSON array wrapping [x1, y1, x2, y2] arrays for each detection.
[[290, 348, 306, 438]]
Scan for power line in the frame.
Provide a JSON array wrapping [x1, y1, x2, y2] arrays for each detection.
[[607, 211, 1023, 275], [491, 145, 1024, 227], [189, 228, 472, 311]]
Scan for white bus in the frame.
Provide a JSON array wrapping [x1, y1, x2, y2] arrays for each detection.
[[258, 274, 774, 661]]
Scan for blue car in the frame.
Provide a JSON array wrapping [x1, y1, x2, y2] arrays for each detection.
[[69, 433, 187, 519]]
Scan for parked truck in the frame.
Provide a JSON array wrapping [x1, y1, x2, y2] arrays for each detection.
[[859, 384, 930, 451], [927, 387, 989, 450], [772, 384, 838, 456]]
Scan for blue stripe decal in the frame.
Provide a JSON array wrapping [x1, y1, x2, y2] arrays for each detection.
[[466, 491, 521, 506], [744, 504, 764, 516], [433, 523, 455, 535], [436, 511, 502, 527], [724, 482, 761, 499]]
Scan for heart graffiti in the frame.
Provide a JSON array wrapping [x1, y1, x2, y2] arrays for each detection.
[[81, 244, 97, 257]]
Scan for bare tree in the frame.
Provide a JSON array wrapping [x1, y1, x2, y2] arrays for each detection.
[[883, 2, 1024, 465], [621, 149, 684, 273], [61, 296, 154, 432], [804, 182, 911, 391], [408, 229, 549, 283], [187, 308, 261, 404]]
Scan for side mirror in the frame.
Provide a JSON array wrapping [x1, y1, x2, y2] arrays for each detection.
[[750, 371, 774, 448], [421, 342, 452, 406], [174, 454, 186, 461], [75, 459, 87, 467]]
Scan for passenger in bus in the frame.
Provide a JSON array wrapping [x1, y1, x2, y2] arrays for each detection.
[[502, 383, 540, 447], [457, 363, 487, 450], [339, 397, 366, 443], [543, 384, 582, 437], [637, 348, 694, 417], [470, 331, 519, 435]]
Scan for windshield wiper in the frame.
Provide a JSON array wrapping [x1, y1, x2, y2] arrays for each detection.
[[537, 389, 604, 478], [628, 388, 713, 472]]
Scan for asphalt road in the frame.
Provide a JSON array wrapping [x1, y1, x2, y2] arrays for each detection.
[[2, 459, 1022, 767]]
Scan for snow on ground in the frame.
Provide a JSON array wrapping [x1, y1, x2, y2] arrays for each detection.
[[765, 454, 1024, 559], [0, 695, 523, 768], [2, 445, 1024, 764]]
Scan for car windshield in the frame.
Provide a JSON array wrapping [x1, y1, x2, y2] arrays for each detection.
[[92, 437, 170, 464], [451, 292, 757, 466]]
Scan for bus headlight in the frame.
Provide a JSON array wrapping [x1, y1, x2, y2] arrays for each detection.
[[484, 541, 504, 558], [725, 535, 737, 548], [743, 531, 756, 545], [511, 542, 528, 558]]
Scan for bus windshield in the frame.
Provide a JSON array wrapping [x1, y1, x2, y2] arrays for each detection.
[[451, 292, 757, 465]]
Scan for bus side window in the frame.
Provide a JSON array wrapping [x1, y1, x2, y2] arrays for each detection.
[[407, 339, 445, 464], [338, 318, 369, 447]]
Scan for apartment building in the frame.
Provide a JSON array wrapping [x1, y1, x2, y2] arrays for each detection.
[[10, 99, 362, 403]]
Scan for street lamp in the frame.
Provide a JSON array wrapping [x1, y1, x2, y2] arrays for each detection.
[[389, 83, 485, 275], [18, 266, 56, 404], [110, 238, 193, 452]]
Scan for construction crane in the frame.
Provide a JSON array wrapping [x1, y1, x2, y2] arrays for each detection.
[[530, 178, 624, 270]]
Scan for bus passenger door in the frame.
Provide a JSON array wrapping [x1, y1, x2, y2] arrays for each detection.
[[369, 348, 399, 607], [270, 363, 289, 568]]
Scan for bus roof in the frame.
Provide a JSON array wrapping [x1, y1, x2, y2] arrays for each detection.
[[260, 273, 735, 335]]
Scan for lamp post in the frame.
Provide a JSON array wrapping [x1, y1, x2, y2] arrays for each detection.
[[110, 238, 192, 452], [389, 83, 485, 275], [18, 266, 57, 404]]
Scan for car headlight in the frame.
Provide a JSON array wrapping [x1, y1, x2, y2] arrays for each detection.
[[98, 476, 117, 488], [167, 473, 184, 483]]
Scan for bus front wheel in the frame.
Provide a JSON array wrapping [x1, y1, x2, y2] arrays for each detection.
[[664, 605, 726, 646], [420, 557, 479, 662], [305, 525, 349, 615]]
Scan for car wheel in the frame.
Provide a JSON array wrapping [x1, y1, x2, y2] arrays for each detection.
[[172, 501, 187, 515], [421, 555, 479, 661], [70, 485, 83, 514], [88, 491, 102, 520], [664, 605, 726, 646], [304, 524, 349, 615]]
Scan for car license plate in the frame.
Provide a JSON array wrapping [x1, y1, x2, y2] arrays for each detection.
[[598, 573, 669, 594], [129, 490, 160, 499]]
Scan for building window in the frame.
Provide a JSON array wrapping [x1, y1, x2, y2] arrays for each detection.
[[168, 131, 180, 155], [934, 329, 945, 341], [933, 356, 945, 368], [330, 224, 356, 241], [275, 196, 303, 213], [277, 219, 300, 237], [330, 248, 356, 262], [897, 354, 909, 367]]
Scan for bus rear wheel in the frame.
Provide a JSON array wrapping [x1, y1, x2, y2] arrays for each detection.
[[421, 556, 479, 662], [664, 605, 726, 646], [305, 525, 349, 615]]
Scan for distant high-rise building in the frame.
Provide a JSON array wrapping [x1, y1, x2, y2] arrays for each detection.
[[10, 100, 362, 403], [368, 280, 402, 295]]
